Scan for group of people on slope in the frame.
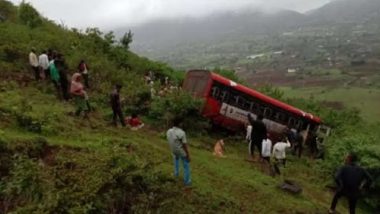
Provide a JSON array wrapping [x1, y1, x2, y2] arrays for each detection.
[[245, 113, 292, 175], [29, 48, 91, 117], [144, 71, 180, 98], [30, 48, 149, 126], [245, 113, 372, 214]]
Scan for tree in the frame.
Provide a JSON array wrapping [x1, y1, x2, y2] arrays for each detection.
[[0, 0, 17, 22], [120, 30, 133, 50], [104, 31, 116, 46], [18, 1, 42, 28]]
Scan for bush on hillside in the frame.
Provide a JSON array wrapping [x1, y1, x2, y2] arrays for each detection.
[[213, 68, 242, 84], [0, 139, 188, 213], [257, 84, 285, 100], [18, 2, 42, 28], [149, 91, 209, 132], [0, 0, 17, 22]]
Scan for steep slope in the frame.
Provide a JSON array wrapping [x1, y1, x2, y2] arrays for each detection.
[[0, 1, 379, 213], [0, 83, 362, 213]]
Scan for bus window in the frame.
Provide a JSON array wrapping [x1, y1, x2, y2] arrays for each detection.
[[233, 95, 239, 106], [210, 86, 220, 98], [288, 117, 296, 128], [275, 112, 285, 123], [248, 101, 255, 112], [220, 90, 230, 103], [189, 77, 209, 96], [257, 105, 265, 116], [295, 120, 303, 130], [264, 107, 273, 119], [237, 96, 247, 110]]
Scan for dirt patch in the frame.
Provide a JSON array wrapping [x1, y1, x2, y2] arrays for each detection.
[[41, 145, 60, 166], [320, 101, 345, 110], [246, 71, 347, 88], [0, 72, 34, 88]]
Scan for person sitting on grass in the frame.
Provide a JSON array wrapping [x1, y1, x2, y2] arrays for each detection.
[[213, 139, 226, 158], [70, 73, 89, 118], [124, 113, 144, 130]]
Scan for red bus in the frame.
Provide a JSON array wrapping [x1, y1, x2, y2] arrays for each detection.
[[183, 70, 329, 138]]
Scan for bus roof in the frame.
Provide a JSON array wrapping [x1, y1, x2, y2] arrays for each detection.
[[206, 71, 322, 124]]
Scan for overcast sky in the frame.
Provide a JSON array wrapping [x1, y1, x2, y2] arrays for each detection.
[[10, 0, 330, 30]]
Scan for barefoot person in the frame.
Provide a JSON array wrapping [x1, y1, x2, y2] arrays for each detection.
[[166, 117, 191, 186]]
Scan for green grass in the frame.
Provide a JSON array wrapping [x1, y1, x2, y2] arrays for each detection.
[[0, 83, 370, 213], [280, 86, 380, 123]]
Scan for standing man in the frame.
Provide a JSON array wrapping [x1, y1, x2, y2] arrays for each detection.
[[166, 117, 191, 186], [329, 153, 372, 214], [55, 54, 70, 101], [110, 84, 126, 127], [272, 136, 291, 175], [246, 122, 252, 158], [78, 60, 90, 89], [48, 55, 61, 99], [247, 113, 267, 161], [261, 134, 272, 174], [293, 129, 305, 158], [38, 50, 50, 80], [29, 48, 39, 81]]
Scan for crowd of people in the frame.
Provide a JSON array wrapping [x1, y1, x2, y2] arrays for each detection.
[[28, 49, 372, 213], [29, 48, 89, 104], [29, 48, 148, 129], [166, 113, 372, 214]]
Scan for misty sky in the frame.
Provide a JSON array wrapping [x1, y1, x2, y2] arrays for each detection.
[[10, 0, 330, 29]]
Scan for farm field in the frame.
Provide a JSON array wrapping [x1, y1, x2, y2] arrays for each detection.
[[280, 86, 380, 123]]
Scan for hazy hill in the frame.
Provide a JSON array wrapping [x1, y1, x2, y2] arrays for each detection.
[[130, 0, 380, 60], [129, 10, 306, 51], [308, 0, 380, 24]]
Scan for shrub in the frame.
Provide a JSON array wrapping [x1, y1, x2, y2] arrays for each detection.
[[149, 90, 208, 132], [18, 2, 42, 28], [0, 0, 17, 22]]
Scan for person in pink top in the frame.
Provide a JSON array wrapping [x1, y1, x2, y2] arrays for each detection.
[[70, 73, 88, 117]]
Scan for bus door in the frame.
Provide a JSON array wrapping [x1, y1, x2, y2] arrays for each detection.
[[317, 125, 331, 137]]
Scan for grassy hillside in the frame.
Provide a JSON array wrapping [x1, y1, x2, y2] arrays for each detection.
[[0, 1, 379, 213], [0, 83, 371, 213]]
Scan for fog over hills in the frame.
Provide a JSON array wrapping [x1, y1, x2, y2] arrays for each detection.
[[128, 0, 380, 63]]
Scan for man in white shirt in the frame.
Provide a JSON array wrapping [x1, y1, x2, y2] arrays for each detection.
[[261, 137, 272, 162], [246, 123, 253, 159], [261, 136, 272, 174], [29, 48, 39, 81], [272, 137, 291, 175], [38, 50, 50, 80]]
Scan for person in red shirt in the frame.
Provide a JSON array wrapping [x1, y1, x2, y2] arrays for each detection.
[[125, 113, 144, 130]]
